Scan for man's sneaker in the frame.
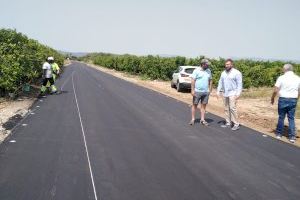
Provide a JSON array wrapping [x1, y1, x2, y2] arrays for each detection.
[[221, 123, 231, 128], [289, 137, 296, 143], [231, 124, 240, 131], [189, 119, 195, 126], [276, 135, 282, 139], [200, 120, 209, 126]]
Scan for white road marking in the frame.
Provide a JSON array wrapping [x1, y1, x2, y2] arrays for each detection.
[[9, 140, 16, 143], [263, 134, 268, 137], [36, 106, 40, 108], [9, 106, 37, 132], [72, 73, 99, 200]]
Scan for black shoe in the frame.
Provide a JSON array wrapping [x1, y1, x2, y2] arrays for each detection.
[[38, 93, 46, 98], [50, 91, 58, 95]]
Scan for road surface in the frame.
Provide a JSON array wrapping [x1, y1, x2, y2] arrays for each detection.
[[0, 62, 299, 200]]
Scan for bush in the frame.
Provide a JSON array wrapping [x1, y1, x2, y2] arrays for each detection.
[[0, 29, 64, 95], [82, 53, 300, 88]]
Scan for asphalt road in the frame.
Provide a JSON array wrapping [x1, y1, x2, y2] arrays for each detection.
[[0, 62, 299, 200]]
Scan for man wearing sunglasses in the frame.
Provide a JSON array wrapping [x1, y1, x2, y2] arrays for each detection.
[[189, 59, 213, 126]]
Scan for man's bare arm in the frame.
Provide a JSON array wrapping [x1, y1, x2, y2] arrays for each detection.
[[271, 87, 279, 105], [191, 78, 195, 96], [209, 79, 213, 93]]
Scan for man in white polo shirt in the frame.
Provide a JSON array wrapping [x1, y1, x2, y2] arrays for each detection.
[[271, 64, 300, 143]]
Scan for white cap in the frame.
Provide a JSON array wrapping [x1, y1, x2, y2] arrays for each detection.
[[47, 56, 54, 61]]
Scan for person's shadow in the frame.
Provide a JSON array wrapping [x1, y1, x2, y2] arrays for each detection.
[[56, 90, 69, 95], [217, 120, 228, 125], [272, 126, 300, 139]]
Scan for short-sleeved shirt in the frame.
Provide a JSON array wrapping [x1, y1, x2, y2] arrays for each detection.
[[275, 71, 300, 98], [51, 63, 60, 73], [42, 62, 53, 78], [191, 67, 212, 93]]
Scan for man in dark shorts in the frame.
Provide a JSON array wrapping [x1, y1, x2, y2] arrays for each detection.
[[189, 59, 212, 126]]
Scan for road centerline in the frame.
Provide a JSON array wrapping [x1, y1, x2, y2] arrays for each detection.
[[71, 72, 99, 200]]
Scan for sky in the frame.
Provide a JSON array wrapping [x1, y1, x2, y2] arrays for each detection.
[[0, 0, 299, 60]]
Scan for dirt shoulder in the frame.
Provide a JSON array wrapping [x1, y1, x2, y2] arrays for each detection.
[[84, 62, 300, 147], [0, 98, 34, 142]]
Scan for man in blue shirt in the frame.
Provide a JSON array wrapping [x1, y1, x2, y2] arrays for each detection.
[[189, 59, 212, 126]]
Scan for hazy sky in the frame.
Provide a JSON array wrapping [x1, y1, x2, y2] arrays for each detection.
[[1, 0, 299, 60]]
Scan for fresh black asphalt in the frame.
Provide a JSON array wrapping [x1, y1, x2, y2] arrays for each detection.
[[0, 62, 299, 200]]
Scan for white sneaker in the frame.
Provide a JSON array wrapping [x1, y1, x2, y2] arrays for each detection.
[[231, 124, 240, 131], [221, 123, 231, 128], [289, 138, 296, 143], [276, 135, 282, 139]]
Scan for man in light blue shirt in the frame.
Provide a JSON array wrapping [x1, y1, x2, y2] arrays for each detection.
[[217, 59, 243, 131], [189, 59, 212, 126]]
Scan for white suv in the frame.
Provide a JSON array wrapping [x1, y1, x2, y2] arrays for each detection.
[[171, 66, 198, 92]]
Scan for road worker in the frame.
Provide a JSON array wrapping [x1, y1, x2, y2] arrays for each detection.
[[49, 57, 60, 81], [40, 57, 57, 95]]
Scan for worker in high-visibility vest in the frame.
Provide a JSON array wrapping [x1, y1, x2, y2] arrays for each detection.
[[50, 58, 60, 81], [45, 57, 60, 88], [40, 57, 57, 95]]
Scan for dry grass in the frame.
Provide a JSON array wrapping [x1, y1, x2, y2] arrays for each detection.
[[241, 87, 273, 99], [242, 87, 300, 119]]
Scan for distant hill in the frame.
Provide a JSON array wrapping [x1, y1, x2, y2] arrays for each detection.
[[70, 52, 89, 57], [231, 56, 300, 64], [59, 51, 89, 58], [157, 54, 179, 58]]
